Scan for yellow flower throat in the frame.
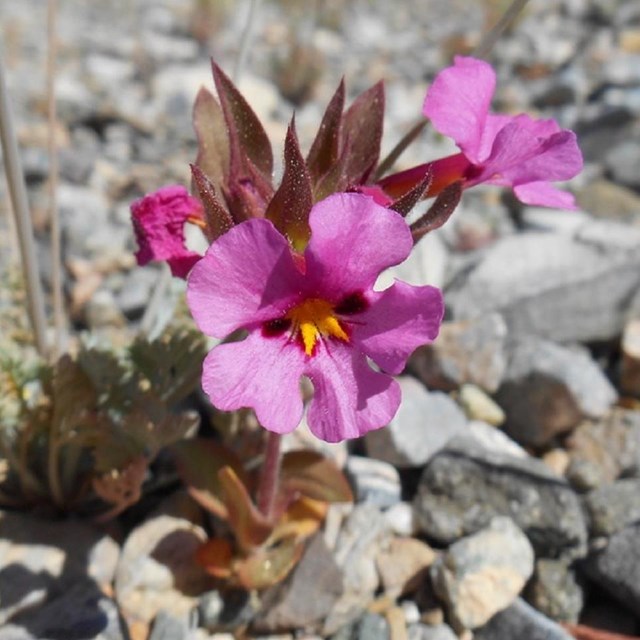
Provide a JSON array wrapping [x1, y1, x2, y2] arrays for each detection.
[[286, 298, 349, 356]]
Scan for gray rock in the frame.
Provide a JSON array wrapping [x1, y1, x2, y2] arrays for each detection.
[[323, 505, 390, 635], [458, 384, 505, 426], [525, 559, 584, 623], [365, 378, 467, 468], [409, 314, 508, 393], [407, 623, 458, 640], [8, 579, 127, 640], [495, 337, 617, 447], [431, 517, 534, 630], [445, 225, 640, 343], [255, 534, 343, 633], [114, 513, 215, 627], [116, 266, 158, 317], [0, 511, 120, 624], [149, 610, 190, 640], [345, 456, 401, 508], [413, 436, 588, 560], [330, 612, 390, 640], [475, 598, 574, 640], [566, 408, 640, 485], [621, 319, 640, 398], [605, 138, 640, 190], [582, 523, 640, 613], [584, 478, 640, 536], [198, 589, 259, 632]]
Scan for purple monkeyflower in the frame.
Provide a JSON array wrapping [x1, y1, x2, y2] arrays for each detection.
[[131, 185, 205, 278], [379, 57, 583, 209], [187, 193, 444, 443], [423, 56, 583, 208]]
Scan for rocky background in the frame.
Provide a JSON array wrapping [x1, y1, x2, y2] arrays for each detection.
[[1, 0, 640, 639]]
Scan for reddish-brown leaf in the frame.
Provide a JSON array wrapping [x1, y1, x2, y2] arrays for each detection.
[[234, 536, 305, 590], [265, 119, 313, 251], [342, 81, 384, 185], [280, 450, 353, 504], [562, 623, 640, 640], [410, 180, 463, 243], [218, 466, 273, 551], [196, 537, 234, 578], [170, 438, 246, 520], [306, 79, 345, 186], [190, 164, 234, 241], [390, 166, 433, 217], [192, 87, 229, 191], [211, 61, 273, 180]]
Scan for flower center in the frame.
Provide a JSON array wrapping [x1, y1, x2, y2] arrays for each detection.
[[286, 298, 349, 356]]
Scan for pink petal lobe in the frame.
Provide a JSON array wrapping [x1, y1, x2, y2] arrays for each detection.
[[304, 193, 412, 299], [423, 56, 496, 163], [353, 281, 444, 375], [513, 182, 578, 209], [499, 129, 584, 184], [304, 341, 401, 442], [471, 120, 547, 186], [187, 218, 304, 338], [131, 185, 203, 278], [202, 331, 305, 434]]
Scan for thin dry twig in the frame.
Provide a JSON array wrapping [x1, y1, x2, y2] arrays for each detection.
[[374, 0, 531, 179], [47, 0, 66, 358], [472, 0, 531, 59], [0, 50, 49, 355], [232, 0, 263, 83]]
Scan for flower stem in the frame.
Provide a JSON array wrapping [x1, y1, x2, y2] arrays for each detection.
[[256, 430, 282, 520], [373, 118, 427, 181]]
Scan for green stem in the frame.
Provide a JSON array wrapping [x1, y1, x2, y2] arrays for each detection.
[[256, 430, 282, 520]]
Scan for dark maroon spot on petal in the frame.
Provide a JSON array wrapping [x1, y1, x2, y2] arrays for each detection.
[[262, 318, 292, 337], [463, 164, 483, 181], [335, 292, 368, 315]]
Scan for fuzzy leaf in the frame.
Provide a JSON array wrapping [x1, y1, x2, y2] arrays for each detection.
[[390, 166, 433, 217], [306, 79, 345, 185], [265, 120, 313, 251], [171, 438, 247, 520], [192, 86, 229, 191], [219, 466, 273, 551], [312, 139, 351, 202], [342, 81, 384, 185], [196, 537, 234, 578], [129, 325, 208, 406], [190, 164, 234, 241], [280, 450, 353, 504], [234, 536, 305, 590], [411, 180, 463, 243], [211, 62, 273, 180], [51, 354, 98, 435]]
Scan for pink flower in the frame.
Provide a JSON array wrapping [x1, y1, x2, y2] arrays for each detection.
[[187, 193, 444, 443], [131, 185, 205, 278], [379, 57, 583, 209]]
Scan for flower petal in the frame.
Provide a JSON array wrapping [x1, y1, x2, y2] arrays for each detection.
[[303, 193, 412, 299], [131, 185, 203, 278], [513, 181, 578, 209], [500, 129, 583, 184], [422, 56, 496, 164], [304, 341, 401, 442], [201, 330, 305, 434], [187, 218, 304, 338], [352, 281, 444, 375]]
